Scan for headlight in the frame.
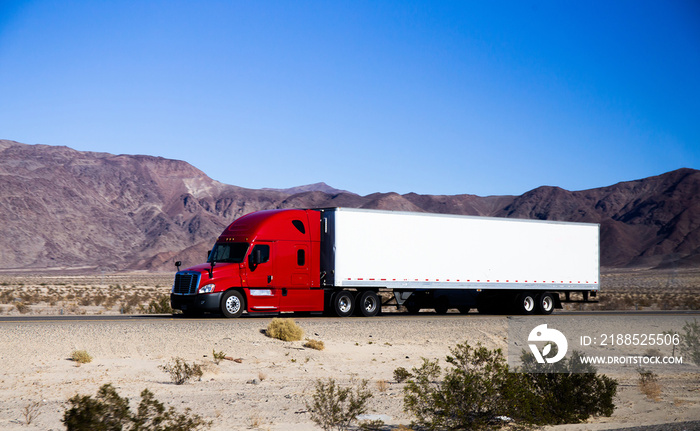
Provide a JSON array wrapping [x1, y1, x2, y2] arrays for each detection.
[[199, 284, 216, 294]]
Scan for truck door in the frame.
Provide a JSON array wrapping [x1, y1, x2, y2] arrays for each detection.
[[244, 242, 279, 312], [279, 242, 321, 312]]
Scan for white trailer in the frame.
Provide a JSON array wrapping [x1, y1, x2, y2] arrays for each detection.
[[319, 208, 599, 315]]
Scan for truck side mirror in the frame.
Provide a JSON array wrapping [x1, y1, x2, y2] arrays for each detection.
[[175, 261, 181, 271], [248, 249, 261, 270]]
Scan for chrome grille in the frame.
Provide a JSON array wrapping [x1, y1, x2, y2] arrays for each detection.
[[172, 272, 200, 295]]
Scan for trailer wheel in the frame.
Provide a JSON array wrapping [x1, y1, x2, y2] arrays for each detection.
[[434, 297, 449, 315], [458, 307, 471, 315], [405, 303, 420, 314], [516, 293, 536, 315], [476, 294, 495, 314], [221, 290, 245, 318], [333, 290, 355, 317], [537, 292, 555, 315], [356, 291, 380, 317]]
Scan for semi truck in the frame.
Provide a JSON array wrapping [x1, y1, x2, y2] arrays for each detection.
[[170, 207, 599, 317]]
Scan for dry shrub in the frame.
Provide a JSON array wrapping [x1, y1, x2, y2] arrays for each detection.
[[376, 380, 389, 392], [248, 413, 262, 428], [78, 295, 92, 306], [266, 318, 304, 341], [212, 349, 227, 365], [304, 339, 325, 350], [359, 419, 386, 430], [147, 295, 173, 314], [103, 296, 118, 310], [22, 401, 41, 425], [15, 302, 29, 314], [92, 293, 106, 307], [70, 350, 93, 364], [638, 370, 662, 401], [160, 357, 203, 385]]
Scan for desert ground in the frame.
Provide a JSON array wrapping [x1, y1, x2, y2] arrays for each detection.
[[0, 269, 699, 430]]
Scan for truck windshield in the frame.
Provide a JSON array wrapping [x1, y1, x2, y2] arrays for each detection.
[[208, 243, 249, 263]]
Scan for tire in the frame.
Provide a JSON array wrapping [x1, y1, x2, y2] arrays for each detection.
[[333, 290, 355, 317], [476, 295, 495, 314], [537, 292, 555, 315], [434, 297, 449, 315], [516, 292, 536, 315], [458, 307, 471, 315], [405, 303, 420, 314], [323, 291, 336, 316], [221, 290, 245, 318], [356, 291, 380, 317]]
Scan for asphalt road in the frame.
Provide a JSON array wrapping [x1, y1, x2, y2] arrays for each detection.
[[1, 309, 699, 323]]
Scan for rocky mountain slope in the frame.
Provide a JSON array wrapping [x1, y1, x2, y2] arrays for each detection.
[[0, 139, 697, 271]]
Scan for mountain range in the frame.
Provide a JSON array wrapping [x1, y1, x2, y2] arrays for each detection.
[[1, 139, 698, 272]]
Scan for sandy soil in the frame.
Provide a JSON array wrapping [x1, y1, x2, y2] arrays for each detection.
[[0, 314, 699, 430]]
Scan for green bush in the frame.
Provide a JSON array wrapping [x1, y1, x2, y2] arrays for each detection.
[[306, 378, 373, 431], [266, 318, 304, 341], [62, 383, 211, 431], [402, 343, 524, 430], [399, 342, 618, 430], [680, 318, 700, 365], [392, 367, 411, 383], [147, 295, 173, 314], [519, 350, 618, 424], [160, 357, 203, 385], [212, 349, 227, 365]]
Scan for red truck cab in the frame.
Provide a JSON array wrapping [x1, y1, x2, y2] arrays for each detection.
[[170, 209, 324, 317]]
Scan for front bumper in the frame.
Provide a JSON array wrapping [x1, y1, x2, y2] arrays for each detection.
[[170, 292, 223, 314]]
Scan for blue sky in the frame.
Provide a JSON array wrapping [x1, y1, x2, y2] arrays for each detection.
[[1, 1, 698, 196]]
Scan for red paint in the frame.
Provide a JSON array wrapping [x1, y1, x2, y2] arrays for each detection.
[[185, 209, 324, 313]]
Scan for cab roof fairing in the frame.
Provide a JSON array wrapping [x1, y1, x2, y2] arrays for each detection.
[[217, 209, 314, 243]]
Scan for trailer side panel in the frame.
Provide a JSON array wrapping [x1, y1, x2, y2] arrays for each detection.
[[321, 208, 598, 292]]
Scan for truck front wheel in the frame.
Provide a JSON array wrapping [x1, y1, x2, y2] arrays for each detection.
[[221, 290, 245, 318], [356, 291, 380, 317], [333, 290, 355, 317]]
